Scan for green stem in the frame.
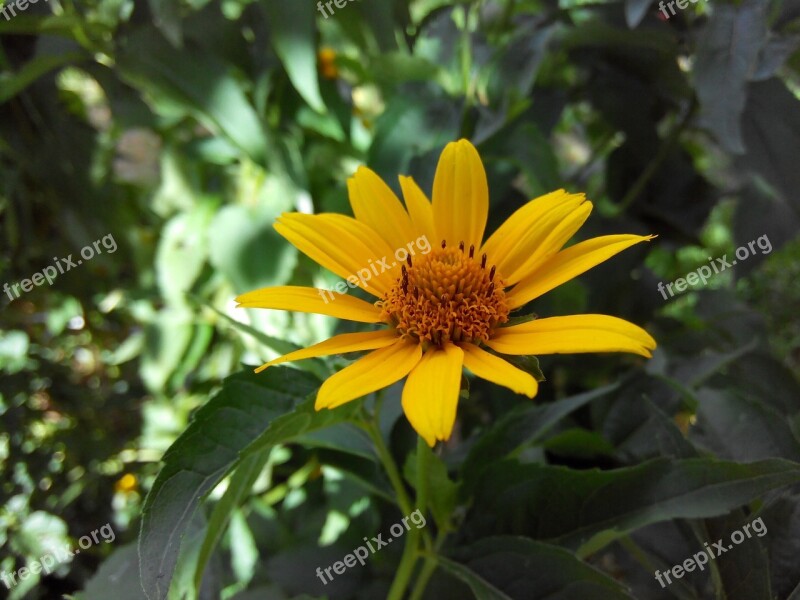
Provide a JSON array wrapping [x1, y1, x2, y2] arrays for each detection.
[[409, 532, 447, 600], [364, 418, 413, 518], [415, 436, 430, 534], [387, 523, 421, 600], [363, 419, 418, 599], [408, 556, 438, 600], [363, 401, 436, 600]]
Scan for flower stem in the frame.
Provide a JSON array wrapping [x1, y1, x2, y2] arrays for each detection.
[[362, 401, 436, 600], [364, 417, 413, 518], [408, 555, 438, 600], [415, 435, 430, 534]]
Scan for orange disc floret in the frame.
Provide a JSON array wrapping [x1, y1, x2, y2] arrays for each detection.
[[378, 242, 508, 346]]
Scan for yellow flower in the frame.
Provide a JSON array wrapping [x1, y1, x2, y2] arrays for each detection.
[[115, 473, 138, 494], [236, 139, 656, 446], [318, 47, 338, 80]]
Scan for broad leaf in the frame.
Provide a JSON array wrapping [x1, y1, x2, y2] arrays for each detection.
[[263, 1, 325, 113], [117, 28, 268, 163], [462, 383, 619, 491], [138, 367, 359, 599], [465, 457, 800, 556], [692, 1, 768, 153], [439, 536, 634, 600]]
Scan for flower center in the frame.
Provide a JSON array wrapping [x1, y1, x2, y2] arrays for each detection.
[[378, 242, 509, 346]]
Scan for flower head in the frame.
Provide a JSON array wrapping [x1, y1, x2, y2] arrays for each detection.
[[236, 139, 656, 445]]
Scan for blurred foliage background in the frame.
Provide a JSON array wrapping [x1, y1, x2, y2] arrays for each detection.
[[1, 0, 800, 598]]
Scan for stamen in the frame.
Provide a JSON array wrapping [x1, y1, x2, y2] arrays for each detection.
[[441, 240, 446, 249], [379, 246, 508, 347], [469, 245, 475, 258], [406, 255, 413, 267]]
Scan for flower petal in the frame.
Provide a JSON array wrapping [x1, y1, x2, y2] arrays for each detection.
[[502, 201, 593, 285], [401, 343, 464, 446], [507, 234, 656, 309], [399, 175, 435, 241], [487, 314, 657, 358], [235, 285, 383, 323], [275, 213, 397, 296], [348, 166, 418, 251], [316, 340, 422, 410], [461, 343, 538, 398], [481, 190, 586, 282], [432, 139, 488, 248], [253, 329, 398, 373]]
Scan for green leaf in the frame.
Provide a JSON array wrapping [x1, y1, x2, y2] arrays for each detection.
[[739, 78, 800, 214], [692, 389, 800, 462], [404, 443, 460, 530], [117, 28, 268, 163], [140, 308, 194, 393], [542, 428, 616, 460], [148, 0, 183, 47], [156, 204, 216, 305], [499, 313, 538, 328], [263, 0, 325, 113], [193, 447, 272, 593], [692, 1, 768, 153], [790, 582, 800, 600], [504, 355, 546, 383], [74, 544, 143, 600], [370, 52, 442, 86], [439, 536, 634, 600], [625, 0, 654, 28], [760, 494, 800, 598], [207, 203, 298, 293], [462, 384, 619, 492], [138, 367, 344, 600], [192, 296, 300, 357], [0, 51, 85, 104], [752, 35, 800, 81], [465, 457, 800, 557], [703, 511, 772, 600]]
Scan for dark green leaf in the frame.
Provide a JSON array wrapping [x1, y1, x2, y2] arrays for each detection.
[[739, 78, 800, 214], [117, 28, 268, 163], [692, 1, 768, 153], [439, 536, 634, 600], [0, 51, 85, 104], [193, 448, 272, 593], [702, 511, 772, 600], [625, 0, 654, 29], [466, 458, 800, 557], [542, 428, 616, 460], [138, 367, 336, 600], [404, 443, 459, 530], [691, 389, 800, 462], [504, 355, 546, 383], [263, 0, 325, 112], [462, 384, 619, 492]]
